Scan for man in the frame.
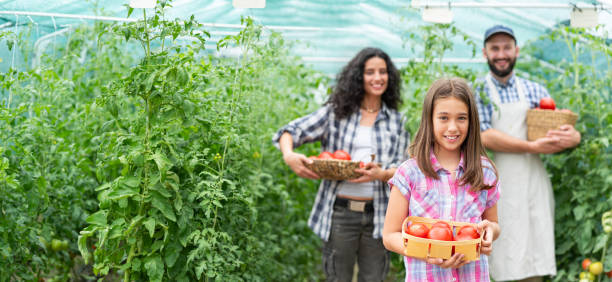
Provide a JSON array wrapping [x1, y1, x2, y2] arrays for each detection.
[[475, 25, 581, 282]]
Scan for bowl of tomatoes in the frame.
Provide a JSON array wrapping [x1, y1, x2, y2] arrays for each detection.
[[304, 150, 365, 181], [526, 97, 578, 141], [402, 216, 483, 261]]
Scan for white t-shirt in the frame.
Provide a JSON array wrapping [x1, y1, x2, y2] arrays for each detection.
[[336, 125, 376, 199]]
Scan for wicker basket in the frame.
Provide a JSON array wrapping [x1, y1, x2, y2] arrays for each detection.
[[402, 216, 482, 261], [304, 159, 361, 180], [526, 109, 578, 141]]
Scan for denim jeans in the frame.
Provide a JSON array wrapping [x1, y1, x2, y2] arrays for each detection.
[[322, 203, 389, 282]]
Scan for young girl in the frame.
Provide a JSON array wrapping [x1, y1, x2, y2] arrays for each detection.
[[382, 78, 501, 281]]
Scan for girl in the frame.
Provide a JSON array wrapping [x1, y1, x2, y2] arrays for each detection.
[[273, 47, 410, 281], [382, 78, 501, 281]]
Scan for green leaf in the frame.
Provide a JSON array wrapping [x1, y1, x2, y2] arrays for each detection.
[[144, 255, 164, 282], [78, 229, 96, 264], [592, 233, 609, 253], [152, 191, 176, 221], [164, 240, 182, 268], [143, 217, 156, 238], [150, 152, 172, 181], [573, 205, 587, 220], [123, 176, 141, 188], [125, 215, 145, 236], [86, 210, 108, 226]]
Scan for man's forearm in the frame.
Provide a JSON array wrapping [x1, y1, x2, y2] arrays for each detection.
[[481, 129, 531, 153]]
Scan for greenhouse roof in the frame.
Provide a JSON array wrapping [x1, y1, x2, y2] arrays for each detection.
[[1, 0, 611, 74]]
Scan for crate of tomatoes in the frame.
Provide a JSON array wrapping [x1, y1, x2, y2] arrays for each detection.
[[304, 150, 367, 181], [526, 97, 578, 141], [402, 216, 482, 261]]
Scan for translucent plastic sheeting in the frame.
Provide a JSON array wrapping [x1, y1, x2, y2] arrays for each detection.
[[0, 0, 610, 74]]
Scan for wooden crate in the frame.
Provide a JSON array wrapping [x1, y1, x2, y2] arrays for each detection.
[[402, 216, 482, 261]]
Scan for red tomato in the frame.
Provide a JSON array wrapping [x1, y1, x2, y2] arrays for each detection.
[[427, 226, 453, 241], [318, 151, 334, 159], [539, 97, 556, 110], [332, 150, 351, 160], [607, 270, 612, 278], [407, 223, 430, 238], [455, 233, 477, 241], [359, 161, 365, 168], [582, 258, 592, 270], [457, 225, 480, 239], [432, 221, 451, 230]]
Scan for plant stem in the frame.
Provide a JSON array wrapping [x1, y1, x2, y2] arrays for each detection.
[[125, 9, 153, 282], [144, 9, 150, 57], [561, 29, 580, 88], [598, 234, 609, 282]]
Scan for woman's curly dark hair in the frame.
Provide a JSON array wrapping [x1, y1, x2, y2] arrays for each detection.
[[325, 47, 402, 119]]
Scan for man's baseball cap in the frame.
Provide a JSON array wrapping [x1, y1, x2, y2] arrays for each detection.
[[484, 25, 516, 43]]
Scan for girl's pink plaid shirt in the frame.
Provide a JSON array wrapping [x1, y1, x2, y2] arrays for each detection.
[[388, 152, 500, 282]]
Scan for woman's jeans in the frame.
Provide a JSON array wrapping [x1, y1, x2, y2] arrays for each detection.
[[322, 201, 389, 282]]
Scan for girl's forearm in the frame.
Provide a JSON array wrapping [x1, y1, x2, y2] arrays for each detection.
[[382, 232, 405, 256]]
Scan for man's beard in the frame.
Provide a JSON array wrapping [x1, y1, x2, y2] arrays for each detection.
[[487, 57, 516, 78]]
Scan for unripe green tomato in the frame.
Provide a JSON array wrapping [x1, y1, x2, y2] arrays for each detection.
[[51, 239, 68, 251], [38, 236, 50, 249], [604, 225, 612, 233], [580, 271, 596, 281]]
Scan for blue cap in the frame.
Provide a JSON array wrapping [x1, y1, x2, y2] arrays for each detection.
[[484, 25, 516, 43]]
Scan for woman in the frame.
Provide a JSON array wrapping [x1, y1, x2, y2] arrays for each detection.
[[273, 47, 410, 281]]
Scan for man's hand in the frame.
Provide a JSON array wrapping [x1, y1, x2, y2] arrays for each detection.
[[282, 152, 320, 179], [546, 124, 581, 149], [527, 136, 565, 154]]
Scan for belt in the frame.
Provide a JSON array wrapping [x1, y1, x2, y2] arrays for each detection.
[[334, 197, 374, 213]]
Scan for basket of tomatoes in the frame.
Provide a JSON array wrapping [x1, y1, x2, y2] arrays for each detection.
[[304, 150, 365, 181], [402, 216, 482, 261], [526, 97, 578, 141]]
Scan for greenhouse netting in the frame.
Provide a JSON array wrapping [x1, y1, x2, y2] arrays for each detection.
[[1, 0, 611, 74], [0, 1, 610, 282]]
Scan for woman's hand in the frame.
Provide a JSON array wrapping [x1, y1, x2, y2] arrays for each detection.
[[350, 162, 386, 183], [477, 219, 498, 255], [282, 151, 320, 179], [423, 253, 469, 269]]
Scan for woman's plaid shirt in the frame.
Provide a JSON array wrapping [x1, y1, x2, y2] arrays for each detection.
[[273, 103, 410, 240]]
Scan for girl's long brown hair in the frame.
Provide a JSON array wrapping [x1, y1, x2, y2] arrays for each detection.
[[409, 78, 498, 191]]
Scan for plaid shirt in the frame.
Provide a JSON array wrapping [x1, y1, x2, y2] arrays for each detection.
[[388, 152, 500, 282], [273, 103, 410, 240], [475, 73, 550, 131]]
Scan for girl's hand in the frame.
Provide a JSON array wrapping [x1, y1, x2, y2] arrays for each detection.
[[477, 220, 497, 255], [424, 253, 469, 269], [350, 162, 383, 183], [282, 151, 320, 179]]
